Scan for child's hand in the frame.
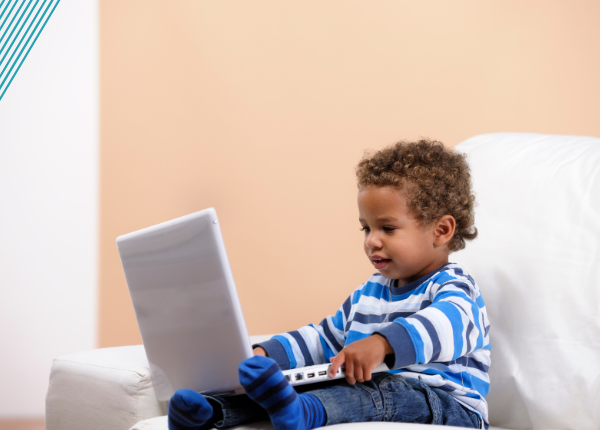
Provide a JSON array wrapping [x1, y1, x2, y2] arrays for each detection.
[[328, 334, 392, 384], [253, 347, 267, 356]]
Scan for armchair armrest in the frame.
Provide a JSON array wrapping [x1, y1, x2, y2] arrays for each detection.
[[46, 335, 273, 430], [46, 345, 167, 430]]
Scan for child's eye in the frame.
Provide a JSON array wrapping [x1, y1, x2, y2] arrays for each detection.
[[383, 226, 396, 233], [360, 227, 370, 233]]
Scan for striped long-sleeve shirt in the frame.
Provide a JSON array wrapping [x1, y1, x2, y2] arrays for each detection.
[[256, 263, 492, 427]]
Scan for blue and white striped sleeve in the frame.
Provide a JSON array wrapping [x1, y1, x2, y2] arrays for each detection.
[[376, 278, 486, 369], [254, 295, 353, 370]]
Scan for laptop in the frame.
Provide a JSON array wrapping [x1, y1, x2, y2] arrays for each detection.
[[117, 208, 388, 401]]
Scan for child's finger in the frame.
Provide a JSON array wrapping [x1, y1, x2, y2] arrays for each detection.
[[328, 351, 345, 378], [353, 363, 364, 383], [344, 358, 355, 384], [363, 366, 372, 382]]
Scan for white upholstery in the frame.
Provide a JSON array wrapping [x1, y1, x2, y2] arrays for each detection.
[[45, 345, 167, 430], [130, 417, 504, 430], [45, 336, 270, 430], [46, 133, 600, 430], [453, 133, 600, 430]]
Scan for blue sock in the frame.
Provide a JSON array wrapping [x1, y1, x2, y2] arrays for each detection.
[[168, 389, 214, 430], [239, 356, 326, 430], [299, 394, 327, 430]]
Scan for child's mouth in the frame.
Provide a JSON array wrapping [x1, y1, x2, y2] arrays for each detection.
[[371, 258, 391, 269]]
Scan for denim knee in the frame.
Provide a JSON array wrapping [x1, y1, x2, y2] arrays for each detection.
[[390, 376, 481, 428], [377, 374, 435, 424]]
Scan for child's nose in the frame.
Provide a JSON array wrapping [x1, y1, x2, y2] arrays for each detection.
[[365, 233, 382, 250]]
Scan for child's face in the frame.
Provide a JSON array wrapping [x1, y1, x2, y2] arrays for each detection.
[[357, 185, 450, 286]]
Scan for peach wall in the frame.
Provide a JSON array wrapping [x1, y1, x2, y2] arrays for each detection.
[[100, 0, 600, 347]]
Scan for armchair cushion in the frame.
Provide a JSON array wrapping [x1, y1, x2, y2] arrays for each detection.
[[130, 416, 504, 430]]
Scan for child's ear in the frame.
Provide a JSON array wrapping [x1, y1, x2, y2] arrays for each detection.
[[433, 215, 456, 247]]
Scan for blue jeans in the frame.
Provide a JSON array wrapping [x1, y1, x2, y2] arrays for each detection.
[[206, 373, 481, 429]]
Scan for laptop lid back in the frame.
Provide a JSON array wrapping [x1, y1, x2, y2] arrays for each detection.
[[116, 208, 252, 401]]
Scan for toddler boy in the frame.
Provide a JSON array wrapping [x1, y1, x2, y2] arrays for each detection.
[[168, 139, 491, 430]]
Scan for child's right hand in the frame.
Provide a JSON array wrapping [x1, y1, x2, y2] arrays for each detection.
[[328, 334, 392, 384]]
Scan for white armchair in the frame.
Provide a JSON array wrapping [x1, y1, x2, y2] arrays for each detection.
[[46, 133, 600, 430]]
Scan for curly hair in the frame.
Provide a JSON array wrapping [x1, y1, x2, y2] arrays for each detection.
[[355, 138, 477, 252]]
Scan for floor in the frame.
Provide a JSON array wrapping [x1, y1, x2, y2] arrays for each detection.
[[0, 420, 45, 430]]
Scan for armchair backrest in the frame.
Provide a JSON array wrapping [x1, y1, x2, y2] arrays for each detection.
[[454, 133, 600, 430]]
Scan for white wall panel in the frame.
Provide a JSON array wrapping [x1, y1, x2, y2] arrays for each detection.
[[0, 0, 98, 418]]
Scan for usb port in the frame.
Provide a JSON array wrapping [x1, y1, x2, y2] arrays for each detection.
[[307, 372, 315, 378], [318, 371, 327, 376], [295, 373, 304, 381]]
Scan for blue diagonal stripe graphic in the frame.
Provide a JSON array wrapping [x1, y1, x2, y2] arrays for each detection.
[[0, 0, 37, 63], [0, 0, 21, 37], [0, 0, 60, 101]]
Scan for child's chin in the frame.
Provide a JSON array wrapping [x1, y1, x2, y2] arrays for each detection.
[[376, 270, 397, 279]]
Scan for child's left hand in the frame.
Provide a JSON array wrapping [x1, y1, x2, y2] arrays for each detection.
[[328, 334, 392, 384]]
